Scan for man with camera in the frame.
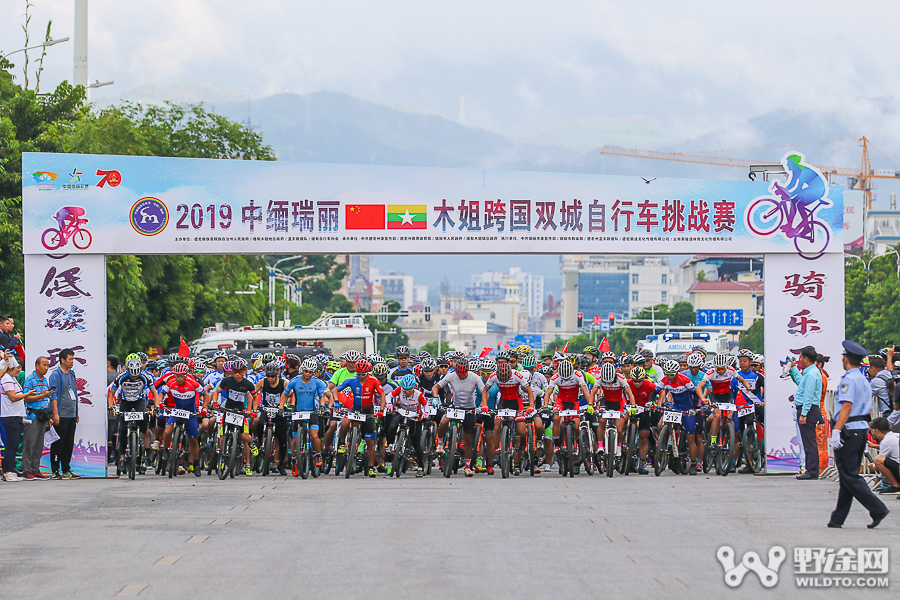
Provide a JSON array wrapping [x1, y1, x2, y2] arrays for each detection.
[[22, 356, 55, 479]]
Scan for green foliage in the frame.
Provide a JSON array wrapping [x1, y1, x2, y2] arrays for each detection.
[[606, 302, 695, 353], [844, 251, 900, 351], [364, 301, 409, 356], [739, 318, 764, 354], [417, 341, 442, 356]]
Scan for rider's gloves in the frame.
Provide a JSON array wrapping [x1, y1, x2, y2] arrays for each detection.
[[586, 406, 594, 415], [375, 411, 384, 419], [480, 405, 489, 413]]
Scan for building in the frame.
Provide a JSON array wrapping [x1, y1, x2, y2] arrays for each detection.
[[679, 255, 763, 298], [560, 255, 680, 332], [470, 267, 544, 319], [370, 268, 414, 309], [686, 272, 764, 330]]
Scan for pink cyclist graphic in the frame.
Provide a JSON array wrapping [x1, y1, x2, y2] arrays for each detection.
[[745, 153, 832, 260], [42, 206, 93, 250]]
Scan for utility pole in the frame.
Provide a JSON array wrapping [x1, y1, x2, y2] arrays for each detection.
[[74, 0, 88, 92]]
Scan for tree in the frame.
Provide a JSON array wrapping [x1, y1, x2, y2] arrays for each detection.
[[739, 318, 764, 354], [417, 341, 443, 356]]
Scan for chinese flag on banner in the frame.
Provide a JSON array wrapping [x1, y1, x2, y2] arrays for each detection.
[[345, 205, 386, 230], [178, 337, 190, 357], [599, 338, 611, 353]]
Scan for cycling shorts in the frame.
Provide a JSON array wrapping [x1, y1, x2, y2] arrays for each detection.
[[599, 399, 624, 413], [553, 399, 580, 412], [343, 409, 376, 439], [711, 393, 740, 430], [166, 414, 200, 439], [499, 397, 524, 413], [292, 413, 320, 431], [477, 411, 494, 432], [444, 409, 476, 435], [637, 412, 652, 432]]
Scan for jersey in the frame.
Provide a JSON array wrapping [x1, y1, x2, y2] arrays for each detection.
[[435, 372, 485, 409], [217, 376, 257, 411], [390, 387, 427, 415], [703, 368, 738, 396], [529, 371, 548, 407], [628, 379, 660, 407], [732, 369, 758, 405], [662, 373, 697, 409], [484, 371, 530, 410], [259, 377, 286, 407], [548, 371, 587, 403], [389, 365, 414, 381], [284, 376, 328, 411], [329, 367, 355, 407], [155, 375, 202, 411], [334, 375, 384, 411], [418, 372, 442, 400], [203, 369, 226, 405], [112, 372, 154, 407], [596, 374, 630, 409]]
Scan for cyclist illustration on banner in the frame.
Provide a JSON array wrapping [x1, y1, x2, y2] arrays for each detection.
[[745, 153, 832, 260], [42, 206, 93, 250]]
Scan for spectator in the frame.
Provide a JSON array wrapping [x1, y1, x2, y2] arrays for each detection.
[[869, 356, 892, 415], [1, 356, 33, 482], [0, 314, 21, 351], [789, 345, 823, 480], [107, 355, 120, 386], [870, 417, 900, 494], [48, 348, 80, 480], [22, 356, 54, 480]]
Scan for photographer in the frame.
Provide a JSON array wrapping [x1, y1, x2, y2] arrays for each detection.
[[869, 356, 892, 415], [22, 356, 54, 479]]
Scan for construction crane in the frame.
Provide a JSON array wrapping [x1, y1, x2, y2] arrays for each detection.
[[600, 137, 900, 210]]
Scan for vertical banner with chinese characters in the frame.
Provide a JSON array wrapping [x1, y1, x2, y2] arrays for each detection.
[[24, 253, 107, 477], [763, 253, 844, 473]]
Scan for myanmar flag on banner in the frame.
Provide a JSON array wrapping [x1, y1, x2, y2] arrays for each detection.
[[345, 204, 385, 230], [387, 204, 428, 230]]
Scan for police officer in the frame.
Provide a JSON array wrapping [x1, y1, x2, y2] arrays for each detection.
[[827, 340, 889, 529]]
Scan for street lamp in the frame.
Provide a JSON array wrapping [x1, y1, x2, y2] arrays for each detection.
[[845, 249, 900, 283], [0, 36, 70, 59], [88, 79, 114, 89]]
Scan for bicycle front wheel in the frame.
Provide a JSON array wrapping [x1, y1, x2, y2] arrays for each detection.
[[654, 425, 670, 477], [443, 425, 457, 478], [168, 427, 182, 479], [606, 428, 616, 478], [580, 427, 594, 476], [717, 421, 735, 476], [128, 430, 138, 480], [526, 423, 536, 476], [262, 428, 274, 476]]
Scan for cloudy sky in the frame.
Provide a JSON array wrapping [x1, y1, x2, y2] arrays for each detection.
[[3, 0, 899, 141]]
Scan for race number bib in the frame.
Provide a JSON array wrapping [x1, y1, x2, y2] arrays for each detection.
[[497, 409, 517, 418], [293, 411, 312, 421], [348, 412, 366, 422], [559, 409, 579, 417], [717, 403, 737, 413], [663, 411, 683, 424], [738, 406, 755, 417], [602, 410, 621, 420], [124, 411, 144, 422], [224, 412, 244, 426], [262, 407, 279, 418], [169, 408, 191, 420], [398, 408, 418, 419], [424, 405, 437, 416], [446, 408, 465, 420]]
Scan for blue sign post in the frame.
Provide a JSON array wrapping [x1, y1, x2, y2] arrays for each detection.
[[513, 334, 543, 350], [600, 320, 610, 332], [696, 309, 744, 327]]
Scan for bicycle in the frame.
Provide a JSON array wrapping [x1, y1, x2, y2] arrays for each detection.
[[216, 408, 250, 480], [390, 407, 421, 477], [712, 402, 738, 476], [621, 404, 645, 475], [578, 405, 596, 476], [520, 408, 539, 477], [291, 409, 319, 479], [496, 407, 519, 479], [257, 406, 280, 476], [557, 408, 581, 478], [343, 410, 371, 479], [442, 407, 471, 478], [601, 408, 621, 478], [166, 408, 193, 479], [41, 216, 92, 251], [419, 404, 438, 475], [118, 409, 145, 480], [654, 407, 699, 477], [739, 403, 765, 473]]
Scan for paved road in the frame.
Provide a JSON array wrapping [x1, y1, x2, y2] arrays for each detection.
[[1, 470, 897, 600]]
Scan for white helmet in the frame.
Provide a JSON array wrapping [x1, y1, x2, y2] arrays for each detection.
[[599, 362, 616, 384], [557, 359, 574, 379], [713, 354, 729, 368], [686, 353, 704, 368]]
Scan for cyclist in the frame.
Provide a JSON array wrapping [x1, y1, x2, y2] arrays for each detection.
[[281, 357, 333, 472], [659, 359, 702, 474], [386, 374, 429, 477], [200, 350, 228, 439], [482, 361, 535, 476], [254, 360, 290, 476], [333, 359, 386, 477], [206, 358, 260, 477], [639, 349, 663, 382], [109, 357, 159, 475], [626, 366, 660, 474], [434, 357, 485, 477], [156, 362, 203, 477], [373, 362, 397, 472], [389, 345, 414, 380], [476, 358, 499, 474], [703, 354, 753, 450], [548, 359, 592, 465], [283, 353, 302, 381], [594, 362, 635, 460]]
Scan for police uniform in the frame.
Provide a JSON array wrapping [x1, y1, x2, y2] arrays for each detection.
[[828, 341, 889, 528]]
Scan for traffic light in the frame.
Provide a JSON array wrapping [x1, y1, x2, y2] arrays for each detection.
[[609, 313, 616, 327], [577, 312, 584, 328]]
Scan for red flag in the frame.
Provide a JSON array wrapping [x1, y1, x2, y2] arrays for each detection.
[[562, 341, 569, 353], [345, 205, 386, 230], [599, 338, 611, 353], [478, 347, 492, 358], [281, 348, 287, 362], [354, 292, 360, 307], [178, 337, 190, 357]]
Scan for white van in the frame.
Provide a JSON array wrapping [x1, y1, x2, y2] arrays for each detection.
[[635, 332, 729, 362]]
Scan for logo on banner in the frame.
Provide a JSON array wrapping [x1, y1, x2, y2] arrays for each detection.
[[42, 206, 92, 251], [744, 152, 833, 260], [96, 169, 122, 188], [32, 171, 58, 190], [130, 197, 169, 236], [63, 167, 88, 190]]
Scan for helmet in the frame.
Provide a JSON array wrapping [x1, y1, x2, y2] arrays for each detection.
[[137, 352, 148, 362], [582, 346, 597, 357], [630, 366, 646, 381], [346, 350, 363, 363], [599, 362, 617, 384], [399, 374, 417, 390], [691, 346, 707, 356], [417, 350, 431, 359], [413, 364, 422, 377], [480, 358, 496, 372], [521, 355, 537, 369], [232, 357, 248, 371], [265, 361, 282, 375], [880, 347, 891, 359], [421, 357, 437, 371], [687, 353, 704, 368], [213, 350, 228, 361], [557, 359, 574, 379], [738, 349, 754, 358], [251, 351, 263, 363], [713, 354, 729, 368], [261, 352, 275, 363], [622, 355, 634, 366], [125, 353, 140, 364], [632, 354, 646, 366], [496, 361, 511, 382], [539, 365, 554, 377], [126, 358, 142, 377], [455, 357, 469, 379], [601, 351, 617, 362], [395, 345, 411, 357], [575, 354, 591, 368], [639, 349, 654, 358], [752, 354, 764, 364], [370, 354, 386, 364], [516, 344, 532, 355], [496, 350, 511, 361], [285, 354, 301, 368], [727, 355, 738, 368], [326, 360, 340, 371], [301, 358, 318, 372], [372, 363, 389, 378], [355, 359, 372, 374], [316, 353, 329, 363], [663, 360, 680, 375], [173, 362, 189, 375]]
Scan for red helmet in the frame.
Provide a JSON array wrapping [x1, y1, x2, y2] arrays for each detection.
[[187, 358, 195, 371], [497, 362, 512, 382], [173, 362, 189, 375], [355, 359, 372, 374], [454, 357, 469, 378], [414, 364, 422, 377]]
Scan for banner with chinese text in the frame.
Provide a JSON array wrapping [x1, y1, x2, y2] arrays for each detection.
[[24, 254, 108, 477], [22, 153, 843, 256]]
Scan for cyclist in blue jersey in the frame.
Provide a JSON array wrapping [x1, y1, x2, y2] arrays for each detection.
[[281, 357, 333, 469], [660, 359, 703, 475]]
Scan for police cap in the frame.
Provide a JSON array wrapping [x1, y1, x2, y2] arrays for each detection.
[[841, 340, 868, 359]]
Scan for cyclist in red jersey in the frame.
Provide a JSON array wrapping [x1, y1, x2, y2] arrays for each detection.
[[482, 362, 534, 475], [594, 362, 635, 457], [155, 363, 203, 476], [702, 354, 752, 444], [547, 359, 592, 455], [626, 366, 660, 473]]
